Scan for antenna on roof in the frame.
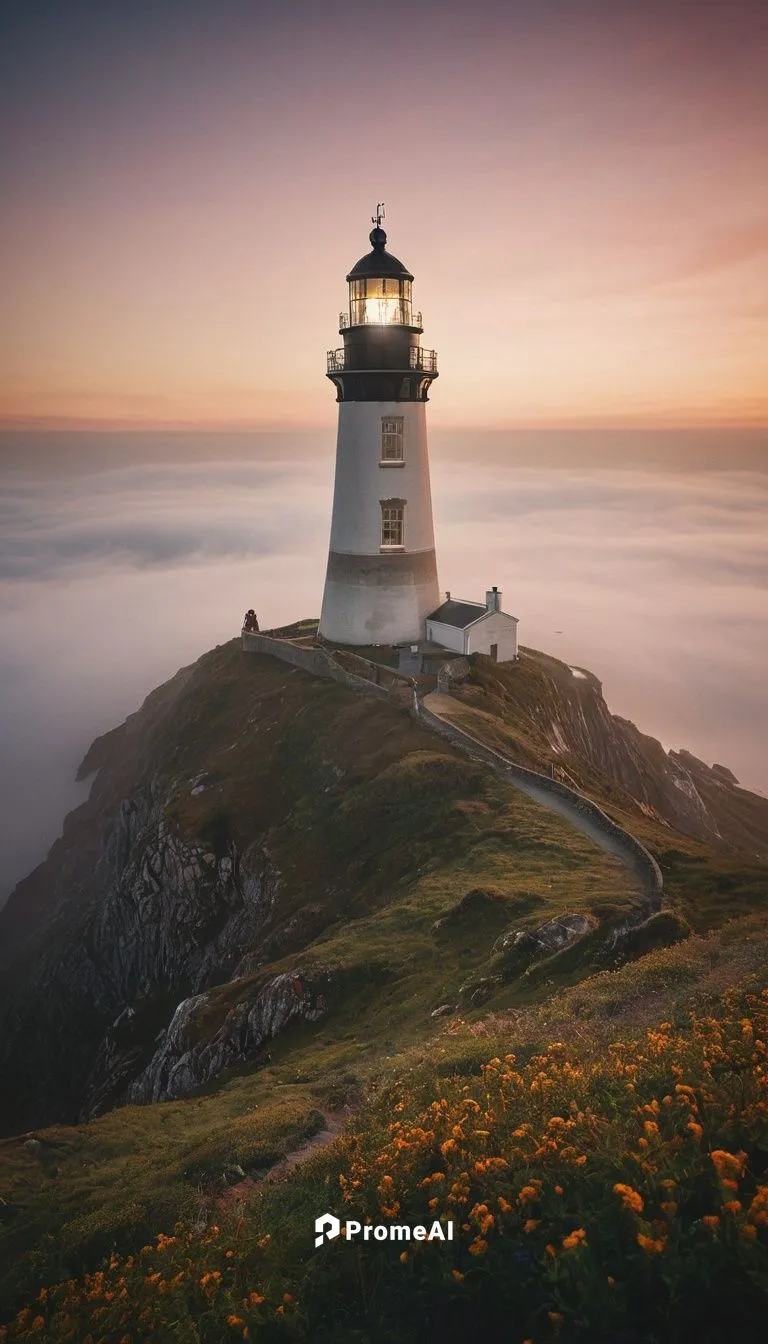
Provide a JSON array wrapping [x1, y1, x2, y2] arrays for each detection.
[[372, 202, 385, 228]]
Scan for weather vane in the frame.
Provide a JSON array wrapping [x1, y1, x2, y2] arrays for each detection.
[[372, 203, 385, 228]]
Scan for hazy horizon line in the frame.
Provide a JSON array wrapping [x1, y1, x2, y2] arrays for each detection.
[[2, 415, 768, 434]]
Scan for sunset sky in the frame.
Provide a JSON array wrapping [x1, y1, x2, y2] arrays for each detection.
[[2, 0, 767, 430]]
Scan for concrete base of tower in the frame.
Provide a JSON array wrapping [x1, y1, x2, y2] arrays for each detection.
[[318, 547, 440, 646]]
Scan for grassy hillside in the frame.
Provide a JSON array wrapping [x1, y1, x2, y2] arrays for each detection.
[[430, 652, 768, 929], [2, 913, 768, 1341], [0, 641, 648, 1135], [2, 637, 767, 1338]]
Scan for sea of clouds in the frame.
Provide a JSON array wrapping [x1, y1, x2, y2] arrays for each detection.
[[0, 429, 766, 905]]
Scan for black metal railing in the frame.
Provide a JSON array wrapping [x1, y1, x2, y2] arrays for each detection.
[[339, 309, 423, 330], [326, 347, 438, 374], [409, 347, 437, 372]]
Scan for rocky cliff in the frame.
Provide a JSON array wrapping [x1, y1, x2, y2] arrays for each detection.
[[1, 638, 765, 1137], [452, 648, 768, 858], [0, 640, 515, 1132]]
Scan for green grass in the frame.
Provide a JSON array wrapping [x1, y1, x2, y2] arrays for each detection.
[[432, 653, 768, 930], [4, 910, 768, 1325], [2, 637, 768, 1338], [3, 934, 768, 1341]]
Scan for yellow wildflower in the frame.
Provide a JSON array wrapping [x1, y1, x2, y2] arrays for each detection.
[[562, 1227, 587, 1250], [636, 1232, 666, 1254], [518, 1185, 539, 1203], [711, 1150, 747, 1180], [613, 1183, 644, 1214]]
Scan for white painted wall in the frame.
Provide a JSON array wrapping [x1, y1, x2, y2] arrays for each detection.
[[326, 401, 436, 555], [321, 578, 436, 646], [466, 611, 519, 661], [320, 399, 440, 644], [424, 619, 466, 653]]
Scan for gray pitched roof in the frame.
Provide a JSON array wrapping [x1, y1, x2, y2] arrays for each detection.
[[427, 599, 487, 629]]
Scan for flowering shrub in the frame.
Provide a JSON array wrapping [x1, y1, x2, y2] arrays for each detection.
[[0, 1225, 292, 1344], [3, 989, 768, 1342], [317, 987, 768, 1341]]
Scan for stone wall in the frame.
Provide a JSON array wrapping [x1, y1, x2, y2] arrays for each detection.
[[243, 630, 663, 909], [242, 631, 392, 700], [414, 696, 664, 909]]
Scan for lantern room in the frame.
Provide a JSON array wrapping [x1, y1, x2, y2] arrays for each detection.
[[342, 210, 421, 331]]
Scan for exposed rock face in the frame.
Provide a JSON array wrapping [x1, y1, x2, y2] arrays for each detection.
[[461, 907, 691, 1007], [0, 652, 298, 1131], [1, 636, 764, 1136], [494, 912, 598, 958], [128, 970, 328, 1105], [0, 784, 278, 1129], [0, 641, 476, 1133], [459, 651, 768, 856]]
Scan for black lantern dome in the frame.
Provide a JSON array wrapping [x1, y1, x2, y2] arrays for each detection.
[[346, 228, 414, 282], [327, 213, 438, 404]]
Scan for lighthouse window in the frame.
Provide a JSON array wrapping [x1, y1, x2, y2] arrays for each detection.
[[381, 416, 404, 462], [380, 501, 404, 549]]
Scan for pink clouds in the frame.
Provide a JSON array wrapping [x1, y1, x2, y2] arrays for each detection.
[[0, 0, 766, 428]]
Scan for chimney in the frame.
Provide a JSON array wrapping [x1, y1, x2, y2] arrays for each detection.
[[485, 585, 501, 612]]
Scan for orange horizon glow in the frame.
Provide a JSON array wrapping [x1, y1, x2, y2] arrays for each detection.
[[2, 408, 767, 434], [2, 1, 767, 433]]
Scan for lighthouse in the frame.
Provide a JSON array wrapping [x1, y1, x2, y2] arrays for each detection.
[[319, 209, 441, 646]]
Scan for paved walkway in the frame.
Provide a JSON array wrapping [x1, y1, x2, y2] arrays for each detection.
[[420, 691, 660, 904]]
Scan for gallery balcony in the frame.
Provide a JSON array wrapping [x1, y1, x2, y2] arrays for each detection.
[[326, 346, 438, 374]]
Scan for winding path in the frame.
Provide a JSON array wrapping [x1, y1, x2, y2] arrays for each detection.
[[215, 1109, 349, 1207], [415, 689, 663, 910], [243, 633, 662, 910]]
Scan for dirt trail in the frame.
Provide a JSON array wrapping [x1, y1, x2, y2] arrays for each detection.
[[215, 1108, 349, 1209]]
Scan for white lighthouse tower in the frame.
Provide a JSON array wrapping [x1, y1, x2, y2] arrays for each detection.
[[319, 209, 440, 646]]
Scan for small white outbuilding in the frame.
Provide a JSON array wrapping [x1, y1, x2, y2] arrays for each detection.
[[425, 587, 519, 662]]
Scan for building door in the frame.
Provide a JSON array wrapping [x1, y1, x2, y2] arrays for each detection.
[[490, 643, 498, 662]]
